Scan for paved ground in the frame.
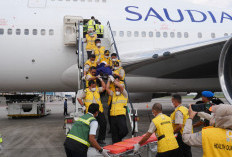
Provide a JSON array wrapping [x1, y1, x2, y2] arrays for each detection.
[[0, 98, 228, 157]]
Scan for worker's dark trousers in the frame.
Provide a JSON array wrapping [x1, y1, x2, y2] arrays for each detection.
[[64, 108, 68, 116], [96, 112, 107, 141], [177, 133, 192, 157], [87, 51, 92, 59], [65, 146, 87, 157], [156, 148, 179, 157], [111, 115, 128, 143], [108, 101, 112, 131], [98, 34, 103, 38]]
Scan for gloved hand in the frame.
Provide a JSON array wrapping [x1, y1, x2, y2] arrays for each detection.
[[97, 75, 102, 81], [109, 75, 115, 82], [82, 75, 86, 80], [133, 143, 141, 153], [101, 149, 110, 157]]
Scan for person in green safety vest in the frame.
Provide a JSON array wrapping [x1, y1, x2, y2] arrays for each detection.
[[95, 21, 101, 38], [83, 21, 88, 38], [64, 103, 109, 157]]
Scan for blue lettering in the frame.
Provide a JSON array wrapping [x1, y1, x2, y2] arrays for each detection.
[[145, 7, 164, 22], [208, 11, 217, 23], [221, 12, 232, 23], [185, 10, 207, 22], [125, 6, 142, 21], [164, 8, 184, 22]]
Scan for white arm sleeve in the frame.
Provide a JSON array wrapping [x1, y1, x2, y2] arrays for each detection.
[[89, 121, 98, 135]]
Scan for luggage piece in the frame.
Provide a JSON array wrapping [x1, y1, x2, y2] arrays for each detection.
[[103, 145, 127, 154], [114, 141, 136, 150]]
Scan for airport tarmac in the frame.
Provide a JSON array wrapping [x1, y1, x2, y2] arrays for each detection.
[[0, 98, 228, 157]]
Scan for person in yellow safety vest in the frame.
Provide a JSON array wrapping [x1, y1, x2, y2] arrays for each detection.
[[77, 79, 107, 145], [87, 16, 95, 31], [110, 53, 121, 68], [85, 30, 97, 59], [134, 103, 179, 156], [106, 75, 129, 143], [85, 66, 98, 88], [112, 61, 125, 81], [170, 94, 192, 157], [107, 75, 124, 134], [0, 133, 2, 151], [94, 39, 105, 61], [84, 54, 97, 76], [99, 22, 104, 38], [182, 104, 232, 157], [64, 103, 110, 157], [97, 50, 110, 66], [95, 21, 101, 38]]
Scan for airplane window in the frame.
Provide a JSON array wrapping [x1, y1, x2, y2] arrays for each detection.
[[163, 32, 168, 38], [134, 31, 139, 37], [119, 31, 124, 37], [177, 32, 182, 38], [170, 32, 175, 38], [81, 0, 85, 2], [113, 31, 116, 37], [127, 31, 132, 37], [16, 29, 21, 35], [88, 0, 92, 2], [95, 0, 99, 2], [33, 29, 37, 35], [49, 29, 54, 35], [73, 0, 77, 1], [156, 32, 161, 38], [149, 31, 153, 37], [224, 33, 228, 36], [211, 33, 216, 38], [0, 29, 4, 35], [24, 29, 29, 35], [184, 32, 189, 38], [41, 29, 46, 35], [142, 31, 146, 37], [102, 0, 106, 2], [8, 29, 12, 35], [198, 32, 202, 38]]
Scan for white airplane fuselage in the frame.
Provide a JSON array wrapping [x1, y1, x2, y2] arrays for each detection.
[[0, 0, 231, 92]]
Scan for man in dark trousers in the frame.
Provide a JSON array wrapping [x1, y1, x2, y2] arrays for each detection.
[[64, 103, 109, 157], [64, 99, 68, 116]]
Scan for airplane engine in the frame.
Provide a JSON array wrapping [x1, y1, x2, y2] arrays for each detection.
[[219, 37, 232, 105]]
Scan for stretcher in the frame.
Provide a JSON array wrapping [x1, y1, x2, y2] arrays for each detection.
[[103, 134, 158, 157]]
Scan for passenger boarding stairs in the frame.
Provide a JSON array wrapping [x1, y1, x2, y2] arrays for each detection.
[[63, 16, 138, 149]]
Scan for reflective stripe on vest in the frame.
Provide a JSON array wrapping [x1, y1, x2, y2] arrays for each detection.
[[76, 117, 94, 125], [111, 93, 128, 116], [202, 127, 232, 157], [152, 114, 179, 153], [170, 105, 190, 134], [67, 134, 90, 147], [100, 25, 104, 34], [95, 24, 100, 34]]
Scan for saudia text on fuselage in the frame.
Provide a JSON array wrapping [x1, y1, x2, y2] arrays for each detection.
[[125, 6, 232, 23]]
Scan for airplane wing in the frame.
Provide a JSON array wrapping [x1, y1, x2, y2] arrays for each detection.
[[121, 36, 230, 79]]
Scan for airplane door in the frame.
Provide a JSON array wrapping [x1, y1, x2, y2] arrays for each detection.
[[28, 0, 47, 8]]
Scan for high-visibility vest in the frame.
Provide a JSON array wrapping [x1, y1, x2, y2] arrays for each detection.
[[170, 105, 190, 134], [67, 113, 96, 147], [107, 81, 125, 106], [110, 59, 121, 67], [0, 134, 2, 143], [202, 127, 232, 157], [84, 87, 103, 113], [95, 24, 100, 34], [100, 55, 110, 65], [84, 59, 97, 73], [88, 19, 95, 30], [114, 67, 125, 81], [85, 73, 97, 88], [110, 91, 128, 116], [83, 25, 88, 33], [94, 46, 105, 61], [86, 34, 97, 50], [152, 114, 179, 153], [100, 25, 104, 35]]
